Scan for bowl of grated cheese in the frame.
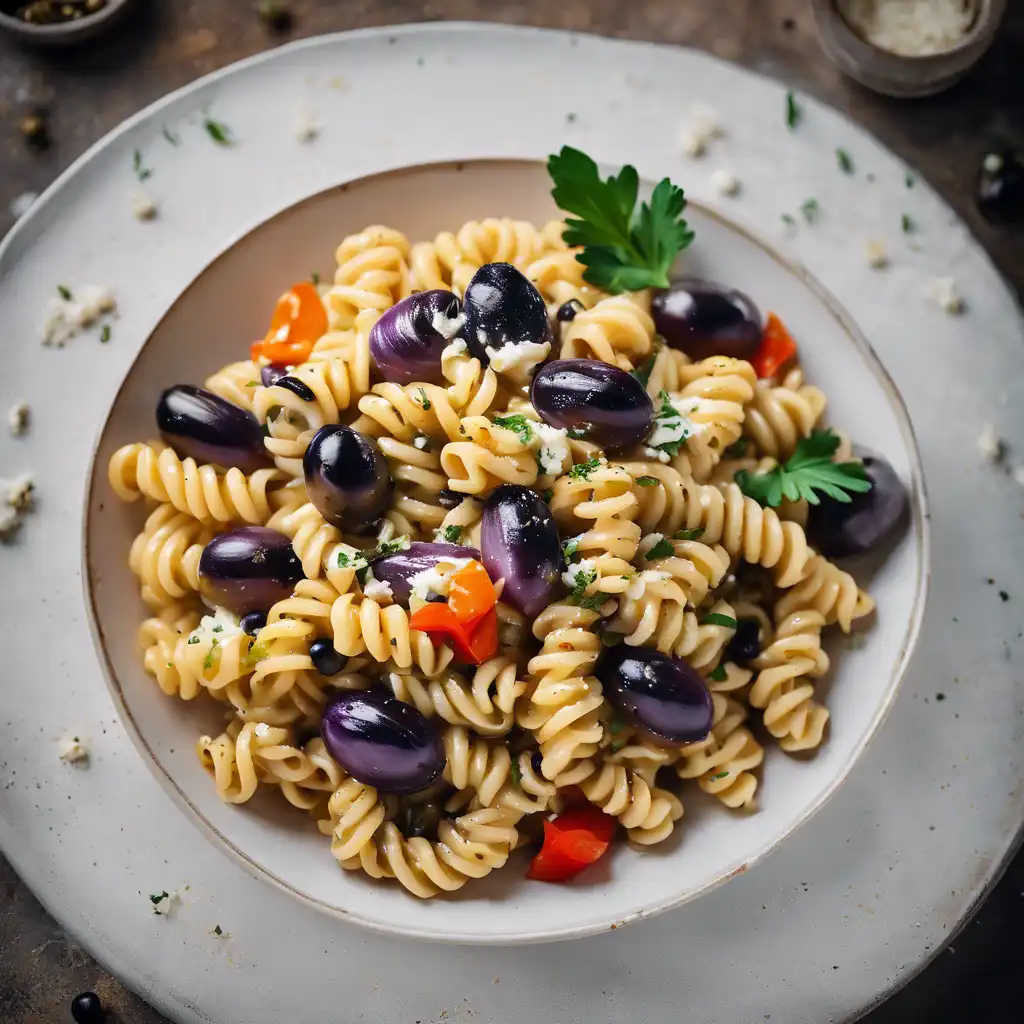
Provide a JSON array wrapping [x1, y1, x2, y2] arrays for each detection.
[[812, 0, 1006, 97]]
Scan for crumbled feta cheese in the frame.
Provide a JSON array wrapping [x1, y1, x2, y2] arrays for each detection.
[[445, 338, 468, 357], [131, 190, 157, 220], [432, 309, 465, 340], [710, 169, 740, 197], [0, 473, 34, 541], [533, 422, 570, 475], [864, 240, 887, 269], [294, 104, 319, 142], [330, 542, 368, 572], [10, 191, 37, 220], [59, 735, 89, 763], [41, 285, 116, 347], [362, 578, 394, 603], [413, 435, 430, 450], [188, 608, 245, 648], [647, 397, 698, 452], [923, 276, 964, 314], [484, 340, 551, 383], [680, 131, 706, 159], [562, 558, 597, 589], [408, 558, 473, 602], [977, 424, 1003, 463], [642, 446, 671, 464], [680, 104, 721, 158], [8, 402, 29, 437], [254, 723, 272, 738]]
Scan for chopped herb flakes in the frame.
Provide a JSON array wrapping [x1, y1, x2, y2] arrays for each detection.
[[673, 528, 705, 541], [203, 639, 219, 669], [162, 126, 180, 146], [133, 149, 152, 182], [562, 538, 580, 561], [203, 118, 233, 146], [785, 91, 802, 130], [905, 172, 914, 189], [510, 759, 523, 786], [645, 537, 675, 560], [707, 663, 728, 682], [417, 387, 431, 410], [441, 525, 463, 543], [99, 324, 111, 344], [491, 414, 533, 446], [635, 475, 658, 486], [701, 612, 738, 629], [609, 715, 628, 735], [901, 214, 915, 234], [709, 770, 730, 780], [311, 271, 320, 286], [836, 148, 854, 174], [568, 457, 602, 481], [800, 198, 820, 224], [57, 285, 72, 301], [187, 636, 200, 645], [630, 354, 656, 387], [781, 213, 797, 228], [649, 390, 690, 457]]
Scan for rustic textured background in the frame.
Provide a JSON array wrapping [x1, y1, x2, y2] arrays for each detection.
[[1, 2, 1022, 1022]]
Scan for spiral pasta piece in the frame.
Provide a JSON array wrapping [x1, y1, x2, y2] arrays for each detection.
[[774, 554, 875, 633], [749, 608, 830, 752], [526, 247, 604, 312], [677, 693, 763, 809], [575, 759, 684, 845], [440, 414, 538, 495], [129, 504, 213, 610], [139, 603, 202, 697], [317, 776, 389, 867], [108, 443, 283, 525], [519, 603, 605, 780], [325, 225, 411, 329], [204, 359, 263, 413], [560, 294, 655, 370], [744, 367, 827, 461]]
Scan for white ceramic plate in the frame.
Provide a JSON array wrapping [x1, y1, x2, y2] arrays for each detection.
[[83, 159, 927, 943], [1, 24, 1022, 1023]]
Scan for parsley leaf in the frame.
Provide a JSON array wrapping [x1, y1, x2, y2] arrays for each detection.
[[673, 528, 705, 541], [800, 198, 821, 224], [542, 488, 554, 502], [376, 536, 411, 557], [836, 148, 854, 174], [707, 663, 728, 682], [162, 126, 180, 146], [149, 891, 169, 905], [901, 214, 915, 234], [57, 285, 72, 301], [701, 612, 738, 628], [203, 117, 233, 146], [311, 271, 320, 286], [568, 457, 602, 481], [650, 390, 690, 457], [709, 770, 730, 781], [548, 146, 694, 293], [214, 925, 223, 936], [735, 429, 872, 507], [645, 537, 675, 560], [510, 759, 523, 786], [491, 414, 533, 446], [133, 149, 152, 182], [203, 638, 219, 670], [565, 566, 603, 609], [99, 324, 112, 344], [635, 475, 659, 487], [441, 525, 463, 543], [723, 438, 749, 459], [781, 213, 797, 228], [630, 353, 656, 387], [417, 387, 431, 410], [786, 91, 802, 130], [562, 537, 580, 561], [609, 715, 628, 735]]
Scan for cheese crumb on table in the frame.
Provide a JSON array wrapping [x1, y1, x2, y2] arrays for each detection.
[[0, 473, 34, 541], [710, 169, 741, 197], [131, 189, 157, 220], [41, 285, 117, 346], [977, 424, 1003, 463], [679, 104, 722, 158], [294, 104, 320, 142], [58, 735, 89, 764], [923, 276, 964, 314], [864, 240, 888, 269], [7, 402, 29, 437]]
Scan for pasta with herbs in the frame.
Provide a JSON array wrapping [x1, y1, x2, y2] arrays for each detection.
[[108, 196, 902, 899]]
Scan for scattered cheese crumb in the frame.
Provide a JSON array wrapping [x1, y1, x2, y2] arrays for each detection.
[[1012, 466, 1024, 488], [484, 340, 551, 384], [41, 285, 117, 347], [642, 445, 671, 464], [445, 338, 468, 357], [7, 401, 29, 437], [710, 169, 740, 197], [562, 558, 597, 589], [432, 309, 465, 340], [294, 104, 320, 143], [10, 191, 38, 220], [923, 276, 964, 315], [187, 608, 245, 648], [131, 189, 157, 220], [977, 424, 1003, 463], [533, 422, 570, 476], [679, 104, 722, 158], [413, 435, 430, 450], [0, 473, 34, 541], [254, 723, 272, 738], [362, 578, 394, 603], [864, 240, 888, 269], [59, 735, 89, 763]]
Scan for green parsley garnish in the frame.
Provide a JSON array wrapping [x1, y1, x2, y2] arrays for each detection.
[[376, 536, 410, 557], [630, 353, 656, 388], [609, 715, 628, 736], [701, 612, 738, 629], [709, 770, 730, 781], [568, 457, 602, 481], [565, 566, 603, 610], [735, 429, 871, 507], [542, 488, 554, 502], [785, 91, 802, 130], [611, 732, 629, 751], [149, 891, 169, 905], [901, 214, 915, 234], [311, 271, 320, 286], [562, 537, 580, 561], [417, 387, 431, 410], [548, 146, 694, 293], [635, 475, 658, 487], [211, 625, 223, 633], [510, 759, 523, 786], [187, 635, 200, 645], [707, 663, 728, 682], [491, 414, 533, 446], [133, 148, 152, 182], [99, 324, 111, 344], [162, 126, 180, 146], [800, 198, 821, 224], [723, 438, 749, 459], [246, 380, 260, 387], [566, 426, 589, 440], [836, 148, 854, 174], [904, 172, 914, 189], [645, 537, 675, 560], [441, 525, 463, 543], [57, 285, 72, 301], [650, 390, 689, 458], [203, 638, 219, 669], [781, 213, 797, 228], [203, 117, 233, 146], [673, 528, 705, 541]]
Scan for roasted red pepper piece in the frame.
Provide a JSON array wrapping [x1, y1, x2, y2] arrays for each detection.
[[751, 312, 798, 379], [526, 807, 617, 883]]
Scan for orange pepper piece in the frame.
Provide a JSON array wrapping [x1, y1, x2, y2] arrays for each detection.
[[448, 561, 498, 628], [250, 282, 327, 366], [751, 312, 798, 380], [408, 561, 499, 665]]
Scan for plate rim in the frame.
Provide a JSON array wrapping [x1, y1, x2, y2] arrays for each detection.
[[79, 154, 931, 945]]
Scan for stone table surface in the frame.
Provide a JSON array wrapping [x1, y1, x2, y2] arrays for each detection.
[[0, 2, 1022, 1022]]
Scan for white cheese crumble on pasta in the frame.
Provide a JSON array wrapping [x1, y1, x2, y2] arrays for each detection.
[[484, 340, 552, 383], [188, 608, 245, 648], [362, 579, 394, 603], [41, 285, 116, 347], [977, 424, 1003, 463], [648, 396, 700, 453], [923, 276, 964, 314], [413, 435, 430, 451], [562, 558, 597, 590], [444, 338, 468, 357], [7, 401, 29, 437], [254, 723, 272, 738], [408, 558, 474, 602], [710, 169, 740, 197], [131, 189, 157, 220], [432, 309, 466, 340], [533, 422, 570, 475], [58, 735, 89, 763]]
